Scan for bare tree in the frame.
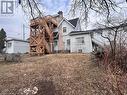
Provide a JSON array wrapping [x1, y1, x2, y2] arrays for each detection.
[[70, 0, 127, 22], [96, 14, 127, 58], [92, 16, 127, 95], [19, 0, 43, 19]]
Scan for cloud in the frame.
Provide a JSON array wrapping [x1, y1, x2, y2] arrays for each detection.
[[42, 0, 70, 15], [0, 0, 70, 39]]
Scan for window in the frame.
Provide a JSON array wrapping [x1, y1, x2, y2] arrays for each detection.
[[63, 27, 67, 32], [54, 41, 57, 46], [78, 49, 82, 53], [7, 42, 12, 48], [124, 27, 127, 32], [76, 37, 84, 44], [67, 39, 70, 46]]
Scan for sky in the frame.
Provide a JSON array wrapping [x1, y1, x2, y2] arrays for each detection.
[[0, 0, 127, 40], [0, 0, 71, 39]]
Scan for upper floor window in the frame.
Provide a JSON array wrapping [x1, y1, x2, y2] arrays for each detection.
[[63, 27, 67, 32], [76, 37, 84, 44]]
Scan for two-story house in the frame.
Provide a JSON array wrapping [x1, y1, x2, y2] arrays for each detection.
[[53, 11, 93, 53]]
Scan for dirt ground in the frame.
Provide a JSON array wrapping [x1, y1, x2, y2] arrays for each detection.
[[0, 53, 105, 95]]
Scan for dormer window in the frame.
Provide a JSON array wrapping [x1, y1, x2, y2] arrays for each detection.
[[63, 27, 67, 32]]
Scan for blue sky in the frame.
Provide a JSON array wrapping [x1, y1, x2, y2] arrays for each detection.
[[0, 0, 70, 39], [42, 0, 70, 14]]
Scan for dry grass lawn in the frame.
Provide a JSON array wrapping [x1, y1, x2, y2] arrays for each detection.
[[0, 53, 104, 95]]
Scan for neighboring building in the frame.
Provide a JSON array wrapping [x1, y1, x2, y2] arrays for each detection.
[[53, 11, 93, 53], [5, 38, 29, 53], [91, 24, 127, 51]]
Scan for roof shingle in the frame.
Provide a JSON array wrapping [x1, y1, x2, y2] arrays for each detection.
[[68, 18, 79, 27]]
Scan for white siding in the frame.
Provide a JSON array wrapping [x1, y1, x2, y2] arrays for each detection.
[[70, 34, 93, 53], [62, 20, 75, 36], [62, 20, 75, 50], [13, 41, 29, 53], [53, 18, 93, 53], [6, 41, 14, 53], [53, 20, 75, 51], [6, 40, 29, 53]]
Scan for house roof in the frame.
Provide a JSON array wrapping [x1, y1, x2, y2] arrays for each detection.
[[69, 31, 92, 36], [90, 23, 127, 33], [70, 23, 127, 36], [6, 38, 29, 43], [57, 18, 77, 28], [68, 18, 79, 27]]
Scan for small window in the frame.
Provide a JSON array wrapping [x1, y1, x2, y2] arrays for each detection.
[[63, 27, 67, 32], [67, 39, 70, 45], [7, 42, 12, 48], [76, 37, 84, 44], [78, 49, 82, 53]]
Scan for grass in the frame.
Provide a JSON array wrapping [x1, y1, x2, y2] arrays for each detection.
[[0, 53, 104, 95]]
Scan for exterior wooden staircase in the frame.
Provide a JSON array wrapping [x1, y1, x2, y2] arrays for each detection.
[[30, 16, 58, 55]]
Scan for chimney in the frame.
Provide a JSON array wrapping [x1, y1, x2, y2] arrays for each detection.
[[58, 11, 63, 18]]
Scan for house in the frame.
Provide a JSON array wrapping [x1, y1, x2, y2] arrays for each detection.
[[91, 24, 127, 51], [69, 31, 93, 53], [8, 11, 126, 54], [53, 11, 93, 53], [53, 11, 127, 53], [5, 38, 29, 53]]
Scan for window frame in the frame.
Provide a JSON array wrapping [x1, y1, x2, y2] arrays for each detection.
[[76, 37, 84, 44], [63, 27, 67, 33], [67, 39, 70, 46]]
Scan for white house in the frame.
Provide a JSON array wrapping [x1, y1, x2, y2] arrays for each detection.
[[91, 24, 127, 51], [53, 11, 93, 53], [53, 11, 127, 53], [7, 11, 126, 54], [69, 31, 93, 53], [5, 38, 29, 53]]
